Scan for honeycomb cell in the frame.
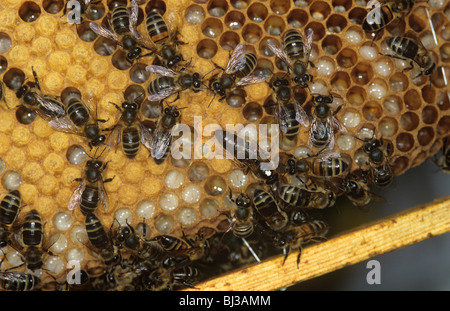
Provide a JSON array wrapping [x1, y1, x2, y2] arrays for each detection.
[[259, 37, 279, 57], [53, 212, 72, 232], [199, 198, 219, 218], [408, 7, 427, 33], [202, 18, 223, 38], [205, 175, 226, 196], [42, 0, 64, 14], [1, 170, 21, 191], [124, 84, 146, 104], [437, 116, 450, 135], [0, 33, 12, 54], [392, 156, 409, 175], [440, 43, 450, 62], [322, 35, 342, 55], [93, 36, 117, 57], [396, 132, 415, 152], [341, 109, 361, 128], [337, 48, 357, 68], [225, 10, 245, 30], [264, 15, 285, 36], [440, 24, 450, 41], [114, 208, 133, 226], [3, 68, 25, 91], [389, 72, 409, 92], [197, 39, 218, 59], [136, 200, 156, 220], [242, 23, 263, 44], [431, 66, 449, 89], [336, 134, 356, 151], [383, 95, 403, 115], [243, 102, 263, 121], [154, 214, 174, 233], [177, 207, 197, 226], [181, 184, 202, 204], [368, 78, 388, 99], [144, 0, 166, 15], [309, 1, 331, 21], [348, 7, 366, 25], [351, 62, 373, 85], [326, 14, 347, 33], [19, 1, 42, 22], [346, 86, 366, 106], [270, 0, 290, 15], [417, 127, 435, 146], [207, 0, 228, 17], [226, 88, 246, 108], [76, 23, 98, 42], [332, 0, 352, 12], [400, 111, 420, 131], [287, 9, 308, 28], [345, 26, 363, 44], [305, 22, 325, 41], [362, 101, 382, 121], [378, 117, 398, 137], [330, 71, 350, 91], [436, 91, 450, 111], [404, 89, 422, 110], [421, 105, 438, 124], [185, 4, 205, 24]]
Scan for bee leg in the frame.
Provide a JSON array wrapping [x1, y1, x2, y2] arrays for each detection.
[[104, 175, 115, 184], [282, 246, 290, 266], [211, 61, 225, 72], [31, 66, 41, 91], [296, 247, 302, 268]]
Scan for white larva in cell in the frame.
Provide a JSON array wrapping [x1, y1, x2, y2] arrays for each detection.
[[66, 248, 85, 264], [334, 5, 346, 13], [49, 233, 68, 253], [200, 198, 219, 217], [159, 192, 179, 211], [358, 127, 375, 140], [228, 169, 248, 188], [293, 146, 312, 159], [136, 200, 155, 220], [345, 30, 362, 44], [114, 208, 132, 226], [360, 46, 377, 60], [310, 81, 328, 95], [420, 33, 437, 49], [181, 184, 201, 204], [374, 61, 392, 77], [185, 7, 205, 24], [1, 171, 21, 191], [428, 0, 445, 8], [177, 207, 197, 226], [66, 145, 87, 165], [316, 58, 335, 76], [44, 256, 64, 275], [342, 111, 361, 128], [71, 225, 89, 245], [53, 212, 72, 231], [154, 214, 174, 233], [309, 47, 318, 62], [383, 98, 401, 115], [294, 0, 308, 8], [165, 170, 184, 189], [368, 82, 387, 99], [6, 249, 24, 267], [336, 135, 356, 151]]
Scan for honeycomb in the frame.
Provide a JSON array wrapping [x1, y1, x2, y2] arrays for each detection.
[[0, 0, 448, 290]]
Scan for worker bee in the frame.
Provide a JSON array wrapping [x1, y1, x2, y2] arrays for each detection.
[[105, 100, 153, 159], [149, 105, 183, 164], [48, 97, 106, 150], [68, 148, 114, 215], [269, 76, 310, 141], [268, 28, 314, 88], [89, 1, 152, 64], [363, 0, 415, 39], [152, 233, 209, 261], [208, 43, 270, 103], [383, 36, 436, 79], [342, 172, 385, 208], [252, 189, 288, 232], [0, 190, 21, 248], [146, 61, 204, 102], [227, 189, 255, 239], [309, 92, 346, 150], [85, 213, 121, 268], [278, 184, 336, 209], [14, 67, 66, 122], [272, 219, 329, 266], [0, 272, 40, 291]]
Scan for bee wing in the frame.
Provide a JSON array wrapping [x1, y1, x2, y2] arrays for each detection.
[[294, 99, 310, 127], [89, 22, 119, 42], [129, 0, 141, 39], [277, 102, 290, 134], [150, 129, 172, 160], [267, 39, 290, 66], [308, 118, 330, 149], [35, 95, 66, 119], [48, 115, 81, 134], [145, 65, 178, 77], [325, 118, 336, 150], [68, 179, 86, 211], [105, 124, 122, 148], [138, 122, 153, 151], [147, 86, 179, 102], [98, 180, 109, 214], [303, 28, 314, 64], [331, 115, 347, 134], [225, 43, 246, 73], [236, 71, 271, 86]]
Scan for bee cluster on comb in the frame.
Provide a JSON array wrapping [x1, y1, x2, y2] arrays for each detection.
[[0, 0, 448, 291]]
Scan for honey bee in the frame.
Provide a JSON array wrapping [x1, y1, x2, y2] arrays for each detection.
[[0, 272, 40, 291], [342, 172, 385, 208], [89, 1, 152, 64], [149, 105, 183, 164], [252, 189, 288, 232], [106, 100, 153, 159], [227, 189, 255, 239], [48, 97, 106, 150], [144, 10, 185, 68], [309, 92, 346, 150], [85, 212, 121, 268], [384, 36, 436, 78], [278, 184, 336, 209], [268, 28, 314, 88], [0, 190, 21, 248], [152, 232, 209, 261], [363, 0, 415, 38], [14, 68, 66, 122], [208, 43, 270, 103], [269, 76, 310, 141], [68, 148, 114, 215], [146, 61, 204, 103], [272, 219, 329, 266]]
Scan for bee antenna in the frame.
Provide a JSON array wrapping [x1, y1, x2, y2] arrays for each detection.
[[202, 66, 218, 80], [207, 93, 216, 108]]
